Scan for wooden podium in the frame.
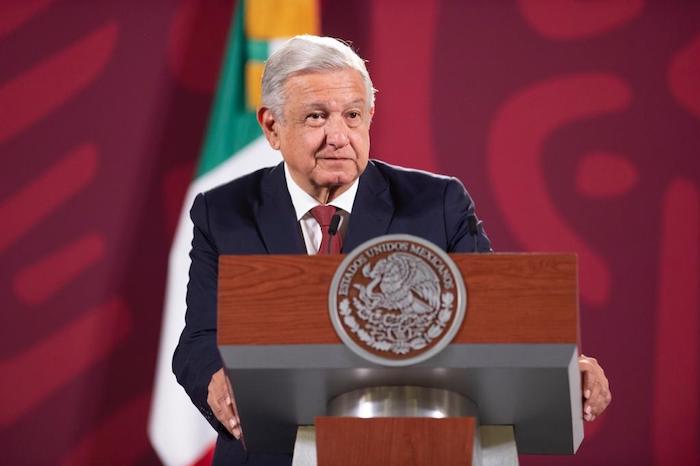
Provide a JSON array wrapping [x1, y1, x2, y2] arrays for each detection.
[[218, 253, 583, 465]]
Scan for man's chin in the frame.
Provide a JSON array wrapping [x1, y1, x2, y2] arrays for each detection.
[[314, 170, 359, 189]]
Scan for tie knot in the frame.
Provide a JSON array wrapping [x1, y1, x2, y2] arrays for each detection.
[[310, 205, 337, 227]]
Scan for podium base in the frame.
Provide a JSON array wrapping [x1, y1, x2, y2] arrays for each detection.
[[291, 422, 518, 466]]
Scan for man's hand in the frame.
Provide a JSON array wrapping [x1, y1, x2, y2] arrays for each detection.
[[207, 368, 241, 439], [579, 354, 611, 422]]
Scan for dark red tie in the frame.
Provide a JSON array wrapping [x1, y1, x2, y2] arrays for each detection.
[[310, 205, 342, 255]]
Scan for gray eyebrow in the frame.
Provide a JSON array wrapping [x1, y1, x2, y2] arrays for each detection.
[[301, 99, 366, 110]]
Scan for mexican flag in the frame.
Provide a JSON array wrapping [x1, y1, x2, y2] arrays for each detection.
[[148, 1, 319, 465]]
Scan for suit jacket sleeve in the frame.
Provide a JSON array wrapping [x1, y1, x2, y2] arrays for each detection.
[[172, 192, 230, 437], [444, 177, 492, 253]]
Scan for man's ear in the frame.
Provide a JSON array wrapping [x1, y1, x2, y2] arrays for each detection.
[[257, 106, 281, 150], [368, 105, 375, 126]]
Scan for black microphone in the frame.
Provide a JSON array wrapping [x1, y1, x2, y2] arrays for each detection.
[[467, 214, 479, 252], [328, 213, 341, 254]]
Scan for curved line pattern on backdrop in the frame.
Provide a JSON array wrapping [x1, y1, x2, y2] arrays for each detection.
[[487, 73, 632, 306]]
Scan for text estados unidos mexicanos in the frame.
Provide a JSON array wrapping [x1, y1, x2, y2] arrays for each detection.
[[337, 241, 453, 296]]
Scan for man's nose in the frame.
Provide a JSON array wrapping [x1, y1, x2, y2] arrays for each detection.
[[325, 116, 349, 149]]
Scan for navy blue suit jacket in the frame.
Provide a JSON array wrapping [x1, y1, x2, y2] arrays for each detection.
[[172, 160, 491, 465]]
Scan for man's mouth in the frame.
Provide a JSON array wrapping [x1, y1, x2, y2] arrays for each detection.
[[316, 155, 353, 162]]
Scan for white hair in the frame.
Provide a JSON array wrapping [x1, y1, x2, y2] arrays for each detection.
[[261, 35, 376, 117]]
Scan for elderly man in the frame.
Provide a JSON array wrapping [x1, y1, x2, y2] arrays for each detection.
[[173, 35, 611, 466]]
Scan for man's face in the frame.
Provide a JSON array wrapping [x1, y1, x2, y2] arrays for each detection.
[[259, 69, 373, 201]]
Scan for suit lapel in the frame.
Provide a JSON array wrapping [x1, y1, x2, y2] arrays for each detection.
[[344, 161, 394, 251], [254, 163, 307, 254]]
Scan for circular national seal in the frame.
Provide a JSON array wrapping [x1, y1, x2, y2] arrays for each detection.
[[329, 234, 467, 366]]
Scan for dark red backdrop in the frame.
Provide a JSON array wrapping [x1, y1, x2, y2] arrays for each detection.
[[1, 1, 698, 464]]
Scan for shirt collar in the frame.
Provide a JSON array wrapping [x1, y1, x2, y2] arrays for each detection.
[[284, 163, 358, 221]]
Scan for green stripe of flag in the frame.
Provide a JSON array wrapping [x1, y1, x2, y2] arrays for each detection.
[[196, 0, 262, 178], [247, 39, 268, 62]]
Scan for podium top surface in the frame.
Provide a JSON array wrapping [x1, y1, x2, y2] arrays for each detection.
[[218, 253, 578, 346]]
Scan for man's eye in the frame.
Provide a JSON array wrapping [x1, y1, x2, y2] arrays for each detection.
[[347, 111, 360, 119], [307, 112, 324, 120]]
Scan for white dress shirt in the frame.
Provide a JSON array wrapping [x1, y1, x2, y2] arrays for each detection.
[[284, 163, 358, 254]]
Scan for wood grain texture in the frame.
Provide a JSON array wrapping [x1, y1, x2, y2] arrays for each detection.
[[218, 253, 578, 345], [315, 417, 474, 466]]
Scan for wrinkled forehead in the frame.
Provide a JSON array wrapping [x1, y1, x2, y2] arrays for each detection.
[[282, 69, 371, 109]]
